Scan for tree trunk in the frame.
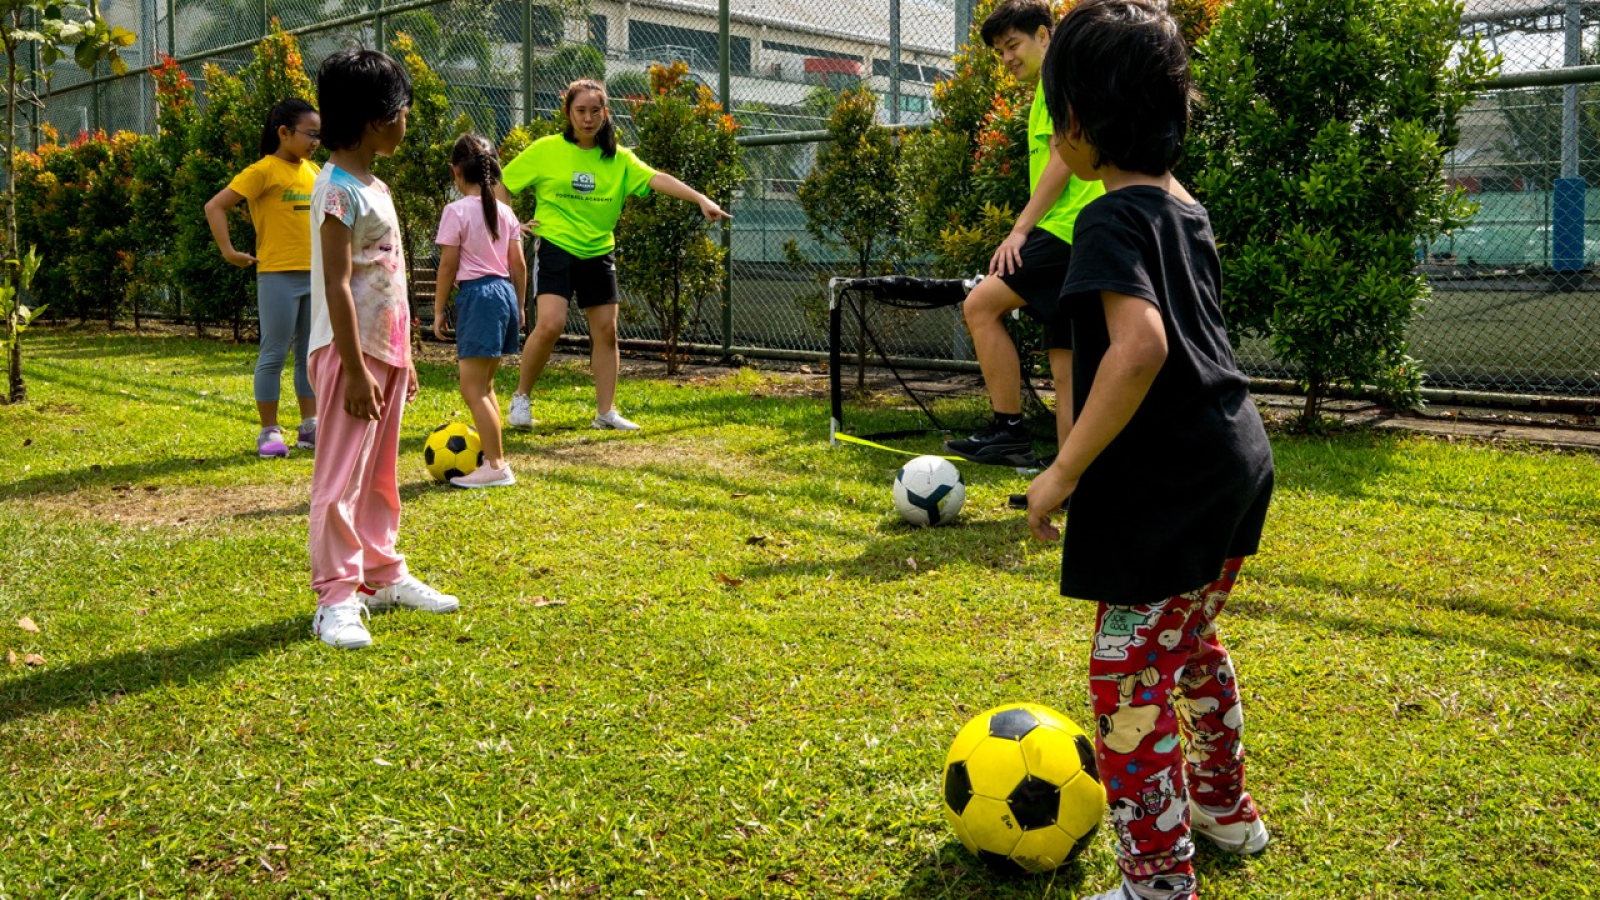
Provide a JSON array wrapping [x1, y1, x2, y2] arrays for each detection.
[[855, 248, 870, 393], [4, 21, 22, 404], [665, 262, 683, 375], [1301, 374, 1322, 428], [7, 336, 22, 404]]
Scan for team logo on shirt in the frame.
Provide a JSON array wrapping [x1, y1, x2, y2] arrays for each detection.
[[571, 172, 596, 194]]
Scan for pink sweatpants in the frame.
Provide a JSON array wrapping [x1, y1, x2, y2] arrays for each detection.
[[308, 346, 409, 607]]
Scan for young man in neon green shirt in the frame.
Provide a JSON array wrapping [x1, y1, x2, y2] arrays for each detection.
[[946, 0, 1104, 466]]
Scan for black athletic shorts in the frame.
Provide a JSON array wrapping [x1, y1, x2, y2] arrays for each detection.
[[995, 227, 1073, 350], [533, 239, 618, 309]]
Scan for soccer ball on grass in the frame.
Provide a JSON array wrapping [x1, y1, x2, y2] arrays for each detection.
[[423, 422, 482, 481], [942, 702, 1105, 875], [893, 455, 965, 526]]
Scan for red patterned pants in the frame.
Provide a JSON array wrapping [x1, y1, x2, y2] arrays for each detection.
[[1089, 558, 1256, 889]]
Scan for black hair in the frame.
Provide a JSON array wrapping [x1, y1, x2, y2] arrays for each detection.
[[315, 47, 412, 152], [260, 98, 316, 157], [980, 0, 1054, 48], [562, 79, 617, 159], [1040, 0, 1194, 177], [451, 133, 504, 241]]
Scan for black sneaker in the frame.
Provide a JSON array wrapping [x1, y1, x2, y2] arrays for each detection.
[[944, 421, 1033, 466]]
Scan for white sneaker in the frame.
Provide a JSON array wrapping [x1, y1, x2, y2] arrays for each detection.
[[362, 575, 460, 613], [312, 599, 372, 649], [1080, 874, 1195, 900], [1190, 800, 1270, 855], [591, 409, 640, 431], [450, 461, 516, 489], [507, 392, 533, 429]]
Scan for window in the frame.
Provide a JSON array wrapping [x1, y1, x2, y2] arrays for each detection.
[[629, 21, 750, 75]]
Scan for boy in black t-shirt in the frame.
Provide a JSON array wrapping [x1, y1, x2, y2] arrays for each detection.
[[1024, 2, 1275, 899]]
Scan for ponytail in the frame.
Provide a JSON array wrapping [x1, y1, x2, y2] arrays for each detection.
[[450, 132, 504, 241], [260, 98, 316, 157]]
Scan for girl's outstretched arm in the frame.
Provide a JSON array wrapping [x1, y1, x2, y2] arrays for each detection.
[[204, 188, 257, 267], [647, 172, 732, 222]]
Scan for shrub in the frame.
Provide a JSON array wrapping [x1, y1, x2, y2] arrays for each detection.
[[615, 61, 742, 374], [1190, 0, 1494, 421], [377, 30, 471, 321], [169, 62, 255, 338], [497, 117, 562, 228]]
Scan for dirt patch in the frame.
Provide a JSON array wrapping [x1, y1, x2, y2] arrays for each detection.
[[21, 483, 307, 528]]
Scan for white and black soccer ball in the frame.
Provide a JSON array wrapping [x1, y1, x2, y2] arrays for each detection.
[[893, 455, 966, 526]]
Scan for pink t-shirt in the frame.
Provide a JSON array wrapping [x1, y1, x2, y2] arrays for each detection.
[[434, 196, 520, 282]]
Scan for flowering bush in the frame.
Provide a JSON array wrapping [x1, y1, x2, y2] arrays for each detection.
[[169, 25, 316, 338], [378, 30, 471, 312]]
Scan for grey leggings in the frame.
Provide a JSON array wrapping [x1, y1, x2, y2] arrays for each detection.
[[255, 271, 314, 404]]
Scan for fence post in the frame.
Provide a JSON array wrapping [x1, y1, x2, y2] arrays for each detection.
[[719, 0, 733, 358], [167, 0, 175, 57], [1554, 0, 1586, 273], [522, 0, 534, 125], [889, 0, 900, 125]]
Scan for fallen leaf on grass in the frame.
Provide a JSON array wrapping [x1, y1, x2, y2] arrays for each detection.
[[906, 557, 918, 570], [767, 870, 799, 885], [745, 535, 767, 546], [17, 617, 39, 633], [134, 608, 148, 616], [22, 653, 44, 667], [730, 492, 749, 499], [527, 596, 566, 608], [715, 573, 745, 587], [21, 438, 30, 447], [373, 758, 392, 767]]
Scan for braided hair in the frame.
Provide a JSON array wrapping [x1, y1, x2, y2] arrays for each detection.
[[451, 133, 504, 241]]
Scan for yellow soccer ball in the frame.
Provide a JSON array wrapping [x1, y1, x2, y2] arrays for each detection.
[[942, 702, 1106, 875], [423, 421, 482, 482]]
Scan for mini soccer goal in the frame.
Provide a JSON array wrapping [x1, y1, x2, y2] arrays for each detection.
[[826, 275, 1058, 458]]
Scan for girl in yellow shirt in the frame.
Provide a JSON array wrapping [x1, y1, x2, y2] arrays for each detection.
[[204, 98, 322, 458]]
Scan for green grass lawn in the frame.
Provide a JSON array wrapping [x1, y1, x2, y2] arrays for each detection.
[[1, 328, 1598, 899]]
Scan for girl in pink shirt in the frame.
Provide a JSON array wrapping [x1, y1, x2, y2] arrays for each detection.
[[432, 133, 528, 488]]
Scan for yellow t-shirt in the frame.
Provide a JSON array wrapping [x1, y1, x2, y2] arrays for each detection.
[[226, 155, 320, 273]]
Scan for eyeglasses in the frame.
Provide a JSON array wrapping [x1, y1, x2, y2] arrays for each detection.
[[295, 129, 321, 141]]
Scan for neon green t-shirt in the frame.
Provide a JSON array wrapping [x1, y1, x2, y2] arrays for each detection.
[[1028, 85, 1103, 245], [501, 134, 659, 258]]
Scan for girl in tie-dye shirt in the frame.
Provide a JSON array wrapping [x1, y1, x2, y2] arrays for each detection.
[[306, 48, 460, 651]]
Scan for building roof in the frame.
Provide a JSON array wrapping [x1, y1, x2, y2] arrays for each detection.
[[634, 0, 958, 55]]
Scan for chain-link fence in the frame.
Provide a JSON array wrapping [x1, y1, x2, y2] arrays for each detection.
[[28, 0, 1600, 399]]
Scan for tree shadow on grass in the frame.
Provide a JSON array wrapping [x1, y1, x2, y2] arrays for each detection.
[[1234, 570, 1599, 675], [0, 451, 267, 501], [0, 615, 305, 725]]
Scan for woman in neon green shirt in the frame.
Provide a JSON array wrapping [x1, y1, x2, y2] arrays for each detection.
[[498, 79, 731, 432]]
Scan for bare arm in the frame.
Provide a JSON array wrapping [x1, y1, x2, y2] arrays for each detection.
[[204, 188, 257, 268], [647, 172, 732, 221], [1027, 291, 1167, 541], [432, 244, 460, 341], [507, 237, 529, 330], [320, 216, 383, 421], [990, 149, 1073, 276]]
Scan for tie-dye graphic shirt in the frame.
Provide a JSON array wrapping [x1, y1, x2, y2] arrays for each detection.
[[308, 164, 411, 370]]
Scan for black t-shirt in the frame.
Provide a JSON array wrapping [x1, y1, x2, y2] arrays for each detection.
[[1058, 186, 1274, 605]]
